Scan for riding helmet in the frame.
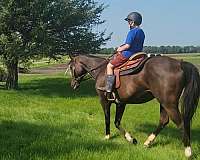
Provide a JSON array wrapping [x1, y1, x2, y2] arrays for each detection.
[[125, 12, 142, 25]]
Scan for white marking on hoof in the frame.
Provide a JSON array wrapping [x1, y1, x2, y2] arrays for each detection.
[[104, 134, 111, 140], [144, 133, 156, 147], [185, 146, 192, 158], [125, 132, 133, 142]]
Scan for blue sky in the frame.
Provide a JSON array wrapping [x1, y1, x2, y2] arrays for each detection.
[[97, 0, 200, 47]]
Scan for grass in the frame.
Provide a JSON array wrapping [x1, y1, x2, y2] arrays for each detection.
[[0, 72, 200, 160], [27, 56, 68, 68], [0, 54, 200, 160], [169, 53, 200, 65]]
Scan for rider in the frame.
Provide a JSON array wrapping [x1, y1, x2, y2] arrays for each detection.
[[106, 12, 145, 99]]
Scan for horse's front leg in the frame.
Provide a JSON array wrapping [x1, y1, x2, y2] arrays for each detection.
[[98, 91, 112, 140], [115, 103, 137, 144]]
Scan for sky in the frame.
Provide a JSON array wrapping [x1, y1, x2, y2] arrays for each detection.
[[97, 0, 200, 47]]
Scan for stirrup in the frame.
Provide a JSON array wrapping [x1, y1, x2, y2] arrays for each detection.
[[106, 92, 116, 101]]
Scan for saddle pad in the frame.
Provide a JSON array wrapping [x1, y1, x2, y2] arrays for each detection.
[[114, 56, 150, 88], [115, 53, 146, 70]]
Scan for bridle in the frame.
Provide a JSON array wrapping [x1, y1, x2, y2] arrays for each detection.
[[72, 59, 108, 83], [69, 59, 109, 84], [67, 54, 115, 86]]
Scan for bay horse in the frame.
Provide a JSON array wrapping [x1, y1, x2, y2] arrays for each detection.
[[66, 53, 200, 158]]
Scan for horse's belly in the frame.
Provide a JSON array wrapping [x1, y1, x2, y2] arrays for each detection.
[[118, 90, 154, 104]]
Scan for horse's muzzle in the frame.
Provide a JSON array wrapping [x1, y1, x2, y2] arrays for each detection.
[[71, 79, 80, 90]]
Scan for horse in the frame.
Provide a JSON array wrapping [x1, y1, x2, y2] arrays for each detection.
[[66, 53, 200, 158]]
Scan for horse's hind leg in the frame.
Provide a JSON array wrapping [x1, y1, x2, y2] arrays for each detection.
[[144, 104, 169, 147], [162, 104, 192, 157], [183, 118, 191, 158], [114, 103, 137, 144]]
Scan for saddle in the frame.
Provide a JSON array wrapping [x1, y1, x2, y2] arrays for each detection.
[[114, 52, 150, 88]]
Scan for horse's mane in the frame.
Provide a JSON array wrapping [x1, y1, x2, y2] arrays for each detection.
[[79, 54, 107, 61], [75, 54, 108, 72]]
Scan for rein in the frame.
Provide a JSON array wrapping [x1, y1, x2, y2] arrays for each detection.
[[71, 53, 115, 83], [85, 54, 115, 75], [74, 73, 91, 82]]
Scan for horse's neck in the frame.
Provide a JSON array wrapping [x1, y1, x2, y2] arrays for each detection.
[[80, 56, 107, 79]]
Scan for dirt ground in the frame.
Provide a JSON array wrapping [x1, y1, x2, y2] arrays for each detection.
[[30, 63, 68, 74]]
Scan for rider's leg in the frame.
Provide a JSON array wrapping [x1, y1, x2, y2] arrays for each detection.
[[106, 52, 128, 99], [107, 63, 114, 75], [106, 63, 115, 99]]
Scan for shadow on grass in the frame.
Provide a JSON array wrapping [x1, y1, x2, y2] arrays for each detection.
[[19, 77, 97, 98], [135, 123, 200, 144], [0, 120, 118, 160]]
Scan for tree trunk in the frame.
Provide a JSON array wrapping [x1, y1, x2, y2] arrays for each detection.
[[6, 59, 18, 90]]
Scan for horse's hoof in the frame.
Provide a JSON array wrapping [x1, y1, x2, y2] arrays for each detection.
[[144, 143, 150, 148], [185, 146, 192, 158], [144, 140, 150, 147], [144, 133, 155, 147], [104, 134, 111, 140], [144, 140, 153, 148], [132, 138, 137, 145]]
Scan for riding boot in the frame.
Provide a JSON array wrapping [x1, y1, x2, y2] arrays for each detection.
[[106, 75, 116, 100]]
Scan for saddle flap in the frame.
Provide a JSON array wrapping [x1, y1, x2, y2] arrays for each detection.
[[115, 52, 147, 71]]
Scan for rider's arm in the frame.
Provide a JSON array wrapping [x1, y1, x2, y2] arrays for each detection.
[[117, 44, 130, 52]]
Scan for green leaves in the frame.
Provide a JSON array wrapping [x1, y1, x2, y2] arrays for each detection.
[[0, 0, 109, 59], [0, 0, 109, 89], [0, 32, 23, 61]]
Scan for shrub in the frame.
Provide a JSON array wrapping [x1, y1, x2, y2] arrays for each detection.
[[0, 67, 7, 82]]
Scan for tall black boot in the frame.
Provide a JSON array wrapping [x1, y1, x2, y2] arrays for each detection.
[[106, 75, 116, 100]]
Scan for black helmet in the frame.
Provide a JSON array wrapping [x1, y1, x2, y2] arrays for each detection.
[[125, 12, 142, 25]]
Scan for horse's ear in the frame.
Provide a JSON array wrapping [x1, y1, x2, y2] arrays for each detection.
[[69, 52, 80, 59], [68, 53, 73, 59]]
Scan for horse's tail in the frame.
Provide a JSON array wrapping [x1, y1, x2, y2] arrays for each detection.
[[181, 61, 200, 122]]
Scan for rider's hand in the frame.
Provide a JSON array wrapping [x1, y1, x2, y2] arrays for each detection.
[[117, 47, 123, 52], [117, 44, 130, 52]]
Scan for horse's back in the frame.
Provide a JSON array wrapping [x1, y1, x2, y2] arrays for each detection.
[[144, 56, 184, 78]]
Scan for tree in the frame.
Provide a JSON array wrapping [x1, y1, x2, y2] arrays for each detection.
[[99, 47, 115, 54], [0, 0, 110, 89]]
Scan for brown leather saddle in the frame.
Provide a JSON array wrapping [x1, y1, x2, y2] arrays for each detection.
[[114, 52, 150, 88]]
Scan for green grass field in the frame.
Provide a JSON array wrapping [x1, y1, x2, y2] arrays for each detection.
[[0, 54, 200, 160], [169, 53, 200, 66]]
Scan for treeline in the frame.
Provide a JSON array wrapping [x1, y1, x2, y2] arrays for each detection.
[[100, 46, 200, 54], [144, 46, 200, 54]]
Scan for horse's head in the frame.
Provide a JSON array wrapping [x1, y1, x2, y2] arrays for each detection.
[[66, 53, 88, 90]]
